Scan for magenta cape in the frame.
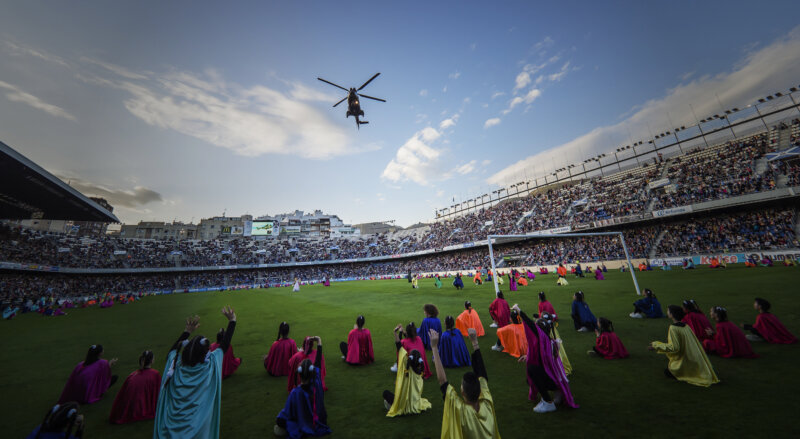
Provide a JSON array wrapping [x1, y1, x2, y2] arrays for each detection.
[[209, 342, 241, 378], [109, 368, 161, 424], [682, 312, 713, 341], [538, 301, 556, 319], [703, 321, 758, 358], [264, 338, 297, 376], [287, 338, 328, 392], [523, 322, 578, 408], [489, 298, 511, 328], [594, 270, 605, 280], [401, 337, 431, 379], [753, 313, 798, 344], [58, 359, 112, 404], [345, 328, 374, 365], [595, 332, 629, 359]]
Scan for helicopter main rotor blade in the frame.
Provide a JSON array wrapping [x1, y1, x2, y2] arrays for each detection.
[[333, 96, 347, 107], [317, 77, 349, 92], [357, 73, 381, 91], [358, 93, 386, 103]]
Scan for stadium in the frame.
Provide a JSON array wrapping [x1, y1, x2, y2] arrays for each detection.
[[2, 3, 800, 439]]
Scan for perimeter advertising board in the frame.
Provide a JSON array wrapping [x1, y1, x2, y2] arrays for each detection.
[[251, 221, 276, 236]]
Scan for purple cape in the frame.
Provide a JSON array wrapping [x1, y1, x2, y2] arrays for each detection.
[[523, 322, 578, 408], [58, 359, 112, 404]]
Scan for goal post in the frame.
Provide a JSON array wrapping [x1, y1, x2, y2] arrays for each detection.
[[486, 232, 642, 296]]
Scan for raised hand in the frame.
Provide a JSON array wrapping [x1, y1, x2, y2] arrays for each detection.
[[109, 358, 118, 367], [221, 306, 236, 322], [468, 328, 479, 350], [185, 315, 200, 333], [429, 328, 440, 349], [518, 354, 527, 363]]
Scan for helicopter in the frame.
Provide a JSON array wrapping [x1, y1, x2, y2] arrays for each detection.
[[317, 73, 385, 129]]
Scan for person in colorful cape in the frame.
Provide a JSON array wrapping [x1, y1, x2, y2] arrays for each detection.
[[339, 315, 375, 365], [453, 273, 464, 290], [384, 342, 431, 417], [703, 306, 758, 358], [264, 322, 298, 376], [417, 304, 443, 350], [430, 328, 500, 438], [455, 301, 485, 337], [488, 291, 510, 329], [537, 292, 556, 318], [493, 310, 528, 357], [26, 402, 84, 439], [588, 318, 629, 359], [58, 344, 118, 405], [630, 288, 664, 319], [210, 327, 241, 379], [742, 298, 797, 344], [681, 300, 713, 342], [390, 323, 431, 379], [571, 291, 597, 332], [109, 350, 161, 424], [439, 316, 472, 367], [154, 306, 237, 439], [288, 336, 327, 392], [434, 274, 443, 289], [648, 305, 719, 387], [274, 336, 331, 438]]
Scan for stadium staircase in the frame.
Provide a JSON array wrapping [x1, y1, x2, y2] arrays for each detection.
[[516, 210, 533, 227], [648, 229, 669, 259]]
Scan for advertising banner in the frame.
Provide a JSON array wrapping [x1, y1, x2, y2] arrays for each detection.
[[648, 178, 670, 189], [252, 221, 276, 236], [283, 225, 301, 235], [653, 205, 693, 218], [243, 220, 253, 236], [527, 225, 571, 236]]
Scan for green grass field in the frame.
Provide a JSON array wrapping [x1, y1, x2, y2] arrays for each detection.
[[2, 266, 800, 438]]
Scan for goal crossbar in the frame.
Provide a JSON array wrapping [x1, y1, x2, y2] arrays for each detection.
[[486, 232, 641, 296]]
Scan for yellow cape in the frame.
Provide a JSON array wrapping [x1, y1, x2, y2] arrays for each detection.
[[387, 348, 431, 417], [553, 327, 572, 375], [441, 377, 500, 439], [652, 324, 720, 387]]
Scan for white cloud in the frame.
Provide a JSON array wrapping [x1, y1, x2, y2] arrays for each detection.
[[0, 80, 76, 121], [381, 127, 443, 186], [449, 71, 461, 80], [481, 159, 492, 166], [58, 175, 162, 208], [81, 57, 148, 80], [83, 65, 356, 159], [442, 85, 448, 93], [547, 62, 570, 82], [491, 92, 506, 100], [531, 36, 555, 55], [4, 41, 70, 68], [436, 189, 445, 197], [503, 88, 541, 114], [484, 117, 501, 129], [419, 89, 428, 97], [439, 114, 460, 130], [514, 71, 531, 90], [455, 160, 477, 175], [488, 26, 800, 186]]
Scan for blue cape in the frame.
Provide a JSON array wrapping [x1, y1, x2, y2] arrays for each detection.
[[634, 297, 664, 318], [571, 301, 597, 326], [417, 317, 442, 350], [438, 329, 472, 368], [278, 369, 331, 439]]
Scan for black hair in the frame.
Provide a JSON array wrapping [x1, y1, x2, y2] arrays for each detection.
[[34, 402, 81, 439], [423, 304, 439, 317], [139, 350, 154, 369], [682, 299, 701, 313], [599, 317, 614, 333], [510, 309, 520, 324], [407, 349, 425, 375], [302, 336, 314, 356], [754, 298, 771, 312], [644, 288, 655, 298], [667, 305, 685, 321], [297, 358, 315, 383], [496, 291, 504, 300], [84, 345, 103, 366], [216, 328, 225, 344], [445, 316, 455, 330], [574, 291, 585, 302], [462, 371, 481, 403], [181, 335, 210, 367], [405, 322, 417, 341], [538, 291, 546, 302], [356, 315, 365, 328], [712, 306, 728, 322], [464, 301, 472, 310], [537, 312, 556, 339], [277, 322, 290, 340]]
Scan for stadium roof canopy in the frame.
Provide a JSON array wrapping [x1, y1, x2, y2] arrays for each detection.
[[0, 140, 119, 222]]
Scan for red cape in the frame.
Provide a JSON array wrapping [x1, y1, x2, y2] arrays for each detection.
[[209, 342, 241, 378], [682, 312, 713, 341], [287, 337, 328, 392], [264, 338, 297, 376], [109, 368, 161, 424], [538, 301, 556, 319], [489, 298, 511, 328], [345, 328, 374, 365], [401, 337, 431, 379], [754, 313, 798, 344], [595, 332, 629, 359], [703, 321, 758, 358]]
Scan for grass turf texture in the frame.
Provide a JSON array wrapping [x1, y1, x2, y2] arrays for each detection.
[[2, 266, 799, 438]]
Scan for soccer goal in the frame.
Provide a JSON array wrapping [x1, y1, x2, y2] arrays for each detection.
[[486, 232, 642, 296]]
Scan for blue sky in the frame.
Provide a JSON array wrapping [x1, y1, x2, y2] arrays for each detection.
[[1, 1, 799, 226]]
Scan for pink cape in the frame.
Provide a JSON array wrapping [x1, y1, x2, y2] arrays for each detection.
[[523, 321, 578, 408], [345, 328, 374, 365], [595, 332, 629, 359], [753, 313, 798, 344], [401, 337, 431, 379], [682, 312, 713, 341], [264, 338, 297, 376], [58, 359, 112, 404], [489, 298, 511, 328], [209, 342, 241, 378], [538, 301, 556, 319], [287, 337, 328, 392], [703, 321, 758, 358], [108, 368, 161, 424]]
